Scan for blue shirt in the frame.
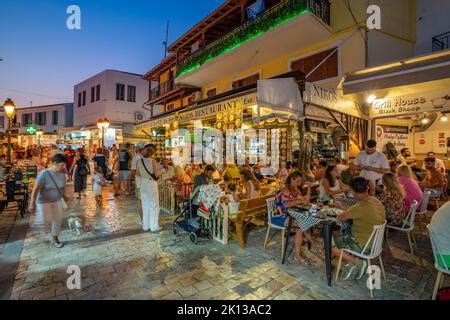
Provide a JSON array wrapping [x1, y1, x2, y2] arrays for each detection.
[[35, 169, 66, 204]]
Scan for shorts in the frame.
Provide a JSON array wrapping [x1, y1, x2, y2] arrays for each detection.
[[334, 233, 364, 253], [119, 170, 130, 181]]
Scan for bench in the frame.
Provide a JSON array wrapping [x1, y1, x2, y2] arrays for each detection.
[[229, 194, 273, 248]]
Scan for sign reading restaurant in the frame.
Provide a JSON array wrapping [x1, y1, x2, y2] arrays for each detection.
[[177, 93, 256, 122], [370, 88, 450, 118]]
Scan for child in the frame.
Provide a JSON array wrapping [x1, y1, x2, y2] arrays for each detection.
[[225, 183, 240, 214], [93, 166, 107, 204]]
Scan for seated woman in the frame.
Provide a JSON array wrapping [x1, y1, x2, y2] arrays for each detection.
[[272, 171, 320, 266], [319, 165, 351, 208], [397, 164, 423, 214], [379, 172, 406, 225], [241, 168, 262, 199]]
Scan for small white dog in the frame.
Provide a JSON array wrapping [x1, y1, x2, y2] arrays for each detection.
[[67, 216, 83, 236]]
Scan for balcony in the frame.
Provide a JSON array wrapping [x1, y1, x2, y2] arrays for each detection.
[[432, 31, 450, 52], [150, 79, 175, 101], [176, 0, 331, 78]]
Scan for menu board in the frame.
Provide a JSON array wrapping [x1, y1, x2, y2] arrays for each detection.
[[376, 124, 409, 153]]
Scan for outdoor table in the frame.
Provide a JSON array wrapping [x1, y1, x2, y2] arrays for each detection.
[[281, 206, 344, 287]]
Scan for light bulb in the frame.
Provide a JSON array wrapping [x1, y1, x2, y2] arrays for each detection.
[[440, 114, 448, 122], [421, 118, 429, 125], [367, 95, 377, 104]]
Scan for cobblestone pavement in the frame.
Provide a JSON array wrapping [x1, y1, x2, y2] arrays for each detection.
[[0, 180, 447, 300]]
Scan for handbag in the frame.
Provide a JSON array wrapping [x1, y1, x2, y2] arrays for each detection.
[[140, 159, 159, 181], [47, 170, 69, 210]]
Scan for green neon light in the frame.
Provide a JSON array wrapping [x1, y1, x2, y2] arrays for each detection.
[[26, 125, 37, 135], [177, 1, 311, 77]]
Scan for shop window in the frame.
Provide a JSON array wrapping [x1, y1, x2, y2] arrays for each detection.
[[206, 88, 217, 98], [291, 48, 338, 82], [166, 103, 175, 112], [232, 74, 260, 89]]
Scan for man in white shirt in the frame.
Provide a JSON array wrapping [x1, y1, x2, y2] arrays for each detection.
[[160, 158, 175, 182], [354, 140, 390, 194], [422, 152, 446, 175]]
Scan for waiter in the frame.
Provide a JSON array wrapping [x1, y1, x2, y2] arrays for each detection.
[[354, 140, 390, 195]]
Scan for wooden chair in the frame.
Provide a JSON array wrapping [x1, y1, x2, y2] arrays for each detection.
[[229, 194, 272, 248], [263, 197, 287, 257], [428, 228, 450, 300], [335, 221, 387, 298], [386, 201, 419, 260]]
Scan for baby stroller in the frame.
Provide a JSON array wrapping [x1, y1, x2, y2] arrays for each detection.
[[172, 185, 220, 244]]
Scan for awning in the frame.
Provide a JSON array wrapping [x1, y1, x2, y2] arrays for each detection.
[[343, 49, 450, 94], [254, 78, 303, 123]]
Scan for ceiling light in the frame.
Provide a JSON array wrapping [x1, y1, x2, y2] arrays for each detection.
[[421, 118, 430, 125], [367, 95, 377, 104], [440, 113, 448, 122]]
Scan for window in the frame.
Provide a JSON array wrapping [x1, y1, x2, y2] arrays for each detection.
[[291, 48, 338, 82], [116, 83, 125, 101], [127, 85, 136, 102], [0, 116, 4, 129], [82, 91, 86, 106], [206, 88, 217, 98], [96, 84, 101, 101], [52, 111, 58, 125], [232, 73, 260, 89], [91, 87, 95, 103], [166, 103, 175, 112], [35, 112, 46, 126], [78, 92, 82, 107], [22, 113, 33, 127]]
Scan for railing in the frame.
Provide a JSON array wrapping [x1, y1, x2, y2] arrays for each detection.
[[432, 31, 450, 52], [158, 183, 177, 215], [177, 0, 331, 77], [150, 79, 175, 101]]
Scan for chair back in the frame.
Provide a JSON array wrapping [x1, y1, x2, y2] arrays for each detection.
[[418, 191, 431, 213], [402, 200, 419, 230], [266, 197, 275, 225], [361, 221, 387, 258], [428, 228, 450, 273], [6, 181, 16, 200]]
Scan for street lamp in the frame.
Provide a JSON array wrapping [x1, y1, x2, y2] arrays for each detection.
[[3, 98, 16, 173], [97, 118, 110, 148], [36, 129, 44, 164]]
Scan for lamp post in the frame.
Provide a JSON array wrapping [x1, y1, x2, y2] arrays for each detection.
[[3, 98, 16, 174], [97, 118, 110, 148], [36, 129, 43, 165]]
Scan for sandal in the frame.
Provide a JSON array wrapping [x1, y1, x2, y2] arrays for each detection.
[[294, 254, 311, 266]]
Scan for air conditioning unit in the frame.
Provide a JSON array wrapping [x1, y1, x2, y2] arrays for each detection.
[[135, 112, 145, 121]]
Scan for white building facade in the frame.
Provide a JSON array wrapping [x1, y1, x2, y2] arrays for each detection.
[[0, 103, 73, 146], [64, 70, 149, 148]]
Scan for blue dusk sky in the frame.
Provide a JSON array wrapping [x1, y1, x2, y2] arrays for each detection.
[[0, 0, 223, 108]]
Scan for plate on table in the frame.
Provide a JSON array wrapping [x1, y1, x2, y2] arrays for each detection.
[[320, 208, 344, 217]]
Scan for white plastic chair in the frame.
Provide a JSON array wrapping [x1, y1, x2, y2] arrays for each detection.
[[335, 221, 387, 298], [263, 197, 287, 258], [387, 201, 419, 260], [415, 192, 431, 238], [428, 228, 450, 300]]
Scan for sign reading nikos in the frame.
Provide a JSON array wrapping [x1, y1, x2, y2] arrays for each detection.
[[370, 88, 450, 118], [303, 82, 364, 118]]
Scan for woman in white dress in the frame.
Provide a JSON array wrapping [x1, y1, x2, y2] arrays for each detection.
[[136, 145, 162, 232]]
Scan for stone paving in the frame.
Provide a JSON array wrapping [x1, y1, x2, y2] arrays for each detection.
[[0, 179, 447, 300]]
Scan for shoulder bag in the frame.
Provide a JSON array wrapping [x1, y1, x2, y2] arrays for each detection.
[[140, 159, 159, 181], [47, 170, 69, 210]]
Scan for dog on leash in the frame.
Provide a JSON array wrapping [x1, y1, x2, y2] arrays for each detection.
[[67, 216, 83, 236]]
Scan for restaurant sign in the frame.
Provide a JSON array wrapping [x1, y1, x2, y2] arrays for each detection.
[[135, 114, 175, 130], [303, 83, 365, 118], [177, 93, 257, 123], [370, 88, 450, 118]]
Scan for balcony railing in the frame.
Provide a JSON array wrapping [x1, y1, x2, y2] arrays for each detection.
[[150, 79, 175, 101], [432, 31, 450, 52], [177, 0, 331, 77]]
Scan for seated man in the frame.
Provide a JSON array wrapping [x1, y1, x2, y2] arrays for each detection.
[[332, 177, 386, 281], [194, 165, 216, 190], [428, 201, 450, 269], [340, 160, 358, 186], [422, 152, 446, 175], [420, 157, 445, 198]]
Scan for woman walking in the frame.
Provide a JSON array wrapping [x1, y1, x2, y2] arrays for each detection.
[[71, 148, 90, 199], [136, 145, 162, 232], [28, 153, 68, 248]]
